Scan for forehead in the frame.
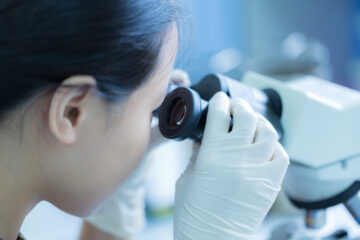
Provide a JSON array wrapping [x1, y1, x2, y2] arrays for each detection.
[[125, 24, 179, 106], [147, 24, 179, 87]]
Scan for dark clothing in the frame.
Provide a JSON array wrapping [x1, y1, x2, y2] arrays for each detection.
[[18, 233, 25, 240], [0, 233, 25, 240]]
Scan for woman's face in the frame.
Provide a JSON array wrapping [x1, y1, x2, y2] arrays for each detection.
[[38, 26, 179, 217]]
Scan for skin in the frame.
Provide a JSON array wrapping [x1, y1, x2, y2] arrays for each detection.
[[0, 23, 178, 240], [80, 221, 127, 240]]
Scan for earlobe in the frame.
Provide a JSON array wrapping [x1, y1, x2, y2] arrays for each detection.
[[49, 75, 96, 145], [56, 119, 77, 145]]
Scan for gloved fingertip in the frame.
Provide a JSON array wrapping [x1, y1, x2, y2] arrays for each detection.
[[203, 92, 231, 135], [272, 142, 290, 166], [254, 114, 279, 143], [209, 92, 229, 109], [171, 69, 191, 86], [230, 98, 253, 112]]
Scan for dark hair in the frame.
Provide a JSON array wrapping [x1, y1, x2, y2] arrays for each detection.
[[0, 0, 184, 121]]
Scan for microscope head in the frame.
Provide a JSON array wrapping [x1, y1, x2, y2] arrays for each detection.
[[243, 72, 360, 168], [243, 72, 360, 227]]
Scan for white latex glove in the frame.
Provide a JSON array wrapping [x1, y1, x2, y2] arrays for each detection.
[[174, 92, 290, 240], [86, 69, 190, 239]]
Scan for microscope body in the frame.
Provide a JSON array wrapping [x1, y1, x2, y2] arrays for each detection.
[[243, 72, 360, 228], [156, 70, 360, 236]]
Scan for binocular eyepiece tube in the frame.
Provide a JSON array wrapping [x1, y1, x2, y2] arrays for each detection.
[[155, 73, 283, 142]]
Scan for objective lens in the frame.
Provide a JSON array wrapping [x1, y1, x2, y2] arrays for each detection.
[[169, 98, 187, 127]]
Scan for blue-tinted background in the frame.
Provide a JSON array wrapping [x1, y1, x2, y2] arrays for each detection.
[[177, 0, 360, 89], [21, 1, 360, 240]]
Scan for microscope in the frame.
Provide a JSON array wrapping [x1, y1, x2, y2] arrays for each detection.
[[156, 71, 360, 238], [242, 72, 360, 239]]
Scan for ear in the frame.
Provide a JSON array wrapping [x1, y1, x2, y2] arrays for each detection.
[[49, 75, 96, 145]]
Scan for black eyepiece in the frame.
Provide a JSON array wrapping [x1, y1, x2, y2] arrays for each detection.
[[169, 98, 187, 127], [158, 87, 208, 141], [157, 73, 283, 142]]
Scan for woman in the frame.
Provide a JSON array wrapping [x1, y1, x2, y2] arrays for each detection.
[[0, 1, 289, 240]]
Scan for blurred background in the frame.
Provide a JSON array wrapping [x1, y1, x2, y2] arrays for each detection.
[[21, 0, 360, 239], [177, 0, 360, 90]]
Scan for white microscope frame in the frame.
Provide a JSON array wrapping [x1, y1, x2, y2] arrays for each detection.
[[243, 72, 360, 202]]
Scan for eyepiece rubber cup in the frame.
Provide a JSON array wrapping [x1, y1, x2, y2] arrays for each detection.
[[158, 87, 204, 140]]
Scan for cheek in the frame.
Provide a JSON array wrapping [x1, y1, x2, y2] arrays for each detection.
[[105, 109, 152, 182], [45, 103, 153, 217], [75, 111, 151, 216]]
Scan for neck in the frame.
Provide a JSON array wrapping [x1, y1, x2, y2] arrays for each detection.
[[0, 135, 41, 240], [0, 166, 39, 240]]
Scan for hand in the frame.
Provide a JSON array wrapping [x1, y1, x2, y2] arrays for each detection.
[[85, 69, 191, 239], [174, 92, 290, 240]]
